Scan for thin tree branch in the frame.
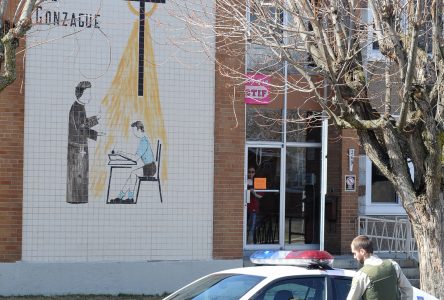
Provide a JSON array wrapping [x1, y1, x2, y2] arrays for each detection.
[[398, 0, 423, 129]]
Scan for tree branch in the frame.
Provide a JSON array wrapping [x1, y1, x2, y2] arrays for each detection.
[[398, 0, 423, 129], [0, 0, 37, 91]]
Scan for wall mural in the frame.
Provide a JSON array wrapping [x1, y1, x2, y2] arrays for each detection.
[[24, 0, 215, 261], [36, 0, 169, 205], [59, 1, 168, 204], [89, 1, 168, 205]]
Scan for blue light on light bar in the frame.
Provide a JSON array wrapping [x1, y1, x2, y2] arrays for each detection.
[[250, 250, 334, 268]]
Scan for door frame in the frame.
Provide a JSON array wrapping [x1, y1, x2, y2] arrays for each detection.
[[244, 142, 283, 250], [244, 117, 328, 250], [285, 142, 322, 250]]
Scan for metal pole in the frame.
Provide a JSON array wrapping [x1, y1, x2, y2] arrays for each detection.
[[406, 220, 412, 258], [279, 9, 289, 249], [320, 82, 328, 250]]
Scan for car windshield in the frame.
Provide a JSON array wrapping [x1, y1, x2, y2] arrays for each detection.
[[167, 273, 265, 300]]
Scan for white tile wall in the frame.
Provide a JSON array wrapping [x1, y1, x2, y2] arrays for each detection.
[[23, 0, 215, 262]]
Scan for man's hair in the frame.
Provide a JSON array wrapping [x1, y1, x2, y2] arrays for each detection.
[[351, 235, 374, 254], [75, 81, 91, 99], [131, 120, 145, 132]]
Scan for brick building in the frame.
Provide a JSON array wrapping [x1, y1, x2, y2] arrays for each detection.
[[0, 0, 407, 295]]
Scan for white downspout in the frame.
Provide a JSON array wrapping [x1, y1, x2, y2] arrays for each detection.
[[320, 81, 328, 250]]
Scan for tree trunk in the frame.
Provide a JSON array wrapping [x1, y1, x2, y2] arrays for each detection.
[[411, 205, 444, 298]]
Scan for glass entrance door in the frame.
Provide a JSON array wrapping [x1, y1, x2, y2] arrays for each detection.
[[245, 146, 281, 246], [244, 145, 322, 249], [244, 108, 325, 249], [285, 147, 321, 246]]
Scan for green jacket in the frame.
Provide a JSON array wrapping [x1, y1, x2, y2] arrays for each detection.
[[360, 260, 399, 300]]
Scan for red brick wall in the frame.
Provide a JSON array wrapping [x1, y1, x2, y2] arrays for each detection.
[[0, 0, 25, 262], [212, 72, 245, 259], [338, 129, 360, 254], [324, 126, 342, 254], [324, 127, 360, 255], [213, 1, 245, 259]]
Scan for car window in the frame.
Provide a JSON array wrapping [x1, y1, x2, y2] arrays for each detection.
[[167, 273, 264, 300], [331, 277, 353, 300], [255, 277, 325, 300]]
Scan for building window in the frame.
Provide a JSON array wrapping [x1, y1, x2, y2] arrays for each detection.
[[370, 163, 397, 203], [246, 107, 283, 142], [363, 2, 432, 61], [360, 7, 384, 61], [358, 156, 410, 215], [371, 24, 379, 51], [247, 1, 284, 43]]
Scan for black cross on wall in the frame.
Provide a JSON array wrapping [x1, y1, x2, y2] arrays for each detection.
[[125, 0, 166, 96]]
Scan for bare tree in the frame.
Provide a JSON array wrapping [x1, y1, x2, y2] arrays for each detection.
[[0, 0, 38, 91], [172, 0, 444, 297]]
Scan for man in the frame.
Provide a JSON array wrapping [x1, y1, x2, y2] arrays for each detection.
[[111, 120, 156, 203], [346, 235, 413, 300], [66, 81, 102, 204]]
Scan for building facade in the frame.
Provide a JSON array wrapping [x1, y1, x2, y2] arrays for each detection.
[[0, 0, 408, 295]]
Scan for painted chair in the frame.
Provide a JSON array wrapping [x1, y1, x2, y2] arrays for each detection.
[[135, 140, 163, 203]]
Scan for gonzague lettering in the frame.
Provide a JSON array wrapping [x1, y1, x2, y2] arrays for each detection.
[[35, 6, 100, 28]]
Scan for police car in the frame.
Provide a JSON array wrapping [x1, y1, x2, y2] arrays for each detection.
[[163, 250, 437, 300]]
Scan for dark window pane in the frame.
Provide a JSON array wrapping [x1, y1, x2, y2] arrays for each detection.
[[371, 164, 397, 203], [286, 110, 322, 143], [331, 277, 352, 300], [255, 277, 325, 300], [246, 107, 282, 141]]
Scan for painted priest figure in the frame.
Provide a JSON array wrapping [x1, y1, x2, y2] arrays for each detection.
[[66, 81, 102, 204]]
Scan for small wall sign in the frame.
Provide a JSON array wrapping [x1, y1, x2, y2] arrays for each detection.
[[244, 73, 271, 105], [345, 175, 356, 192]]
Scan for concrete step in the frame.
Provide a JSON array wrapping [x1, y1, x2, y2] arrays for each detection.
[[402, 267, 420, 279], [409, 278, 420, 289]]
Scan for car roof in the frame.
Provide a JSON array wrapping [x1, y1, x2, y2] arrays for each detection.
[[214, 265, 357, 279]]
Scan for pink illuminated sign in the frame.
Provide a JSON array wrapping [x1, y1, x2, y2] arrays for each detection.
[[244, 73, 270, 105]]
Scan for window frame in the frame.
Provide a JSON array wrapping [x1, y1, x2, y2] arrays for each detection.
[[361, 0, 431, 63], [360, 7, 384, 62], [360, 156, 411, 215], [247, 1, 285, 44]]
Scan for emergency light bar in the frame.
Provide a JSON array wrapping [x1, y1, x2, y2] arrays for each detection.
[[250, 250, 334, 268]]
